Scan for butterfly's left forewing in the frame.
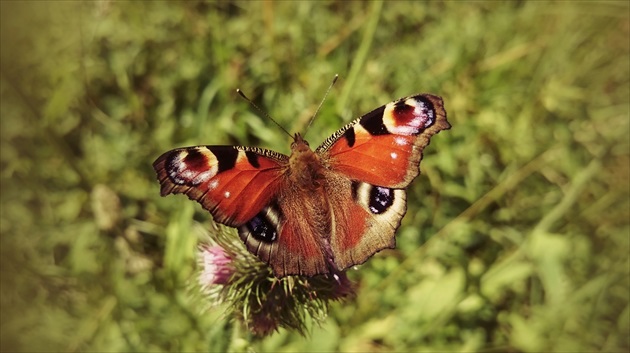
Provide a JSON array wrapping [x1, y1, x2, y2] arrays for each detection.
[[317, 94, 449, 271], [153, 146, 287, 226], [153, 145, 330, 278]]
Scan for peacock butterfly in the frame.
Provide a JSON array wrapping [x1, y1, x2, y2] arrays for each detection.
[[153, 93, 450, 278]]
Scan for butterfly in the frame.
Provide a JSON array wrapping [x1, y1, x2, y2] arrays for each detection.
[[153, 94, 449, 278]]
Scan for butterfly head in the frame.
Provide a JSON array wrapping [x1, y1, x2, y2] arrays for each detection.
[[290, 133, 311, 152]]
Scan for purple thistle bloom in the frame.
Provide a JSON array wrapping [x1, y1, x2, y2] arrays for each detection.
[[194, 228, 357, 337], [197, 244, 234, 287]]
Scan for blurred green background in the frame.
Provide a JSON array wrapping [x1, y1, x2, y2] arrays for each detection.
[[1, 1, 628, 352]]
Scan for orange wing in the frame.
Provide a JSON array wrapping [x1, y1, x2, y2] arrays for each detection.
[[154, 145, 330, 278], [316, 94, 450, 270], [153, 146, 287, 226], [236, 194, 330, 277], [317, 94, 449, 188]]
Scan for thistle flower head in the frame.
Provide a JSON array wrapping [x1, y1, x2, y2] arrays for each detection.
[[197, 244, 234, 288], [195, 224, 356, 337]]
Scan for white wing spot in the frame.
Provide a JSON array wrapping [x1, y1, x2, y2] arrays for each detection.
[[390, 152, 398, 159], [209, 180, 219, 190], [224, 191, 231, 199]]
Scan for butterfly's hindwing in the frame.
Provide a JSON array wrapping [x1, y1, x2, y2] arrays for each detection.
[[238, 188, 330, 277], [327, 178, 407, 271], [238, 203, 282, 244]]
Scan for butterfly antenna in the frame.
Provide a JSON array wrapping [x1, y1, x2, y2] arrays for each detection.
[[236, 88, 293, 139], [303, 74, 339, 137]]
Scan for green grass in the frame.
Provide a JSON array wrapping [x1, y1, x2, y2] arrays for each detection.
[[1, 1, 628, 352]]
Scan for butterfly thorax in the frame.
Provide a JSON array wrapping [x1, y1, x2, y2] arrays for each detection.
[[288, 134, 326, 189]]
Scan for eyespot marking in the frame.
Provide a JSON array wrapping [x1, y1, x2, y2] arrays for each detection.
[[383, 96, 437, 135], [165, 149, 217, 186], [369, 186, 395, 214], [240, 205, 282, 243], [245, 213, 277, 242]]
